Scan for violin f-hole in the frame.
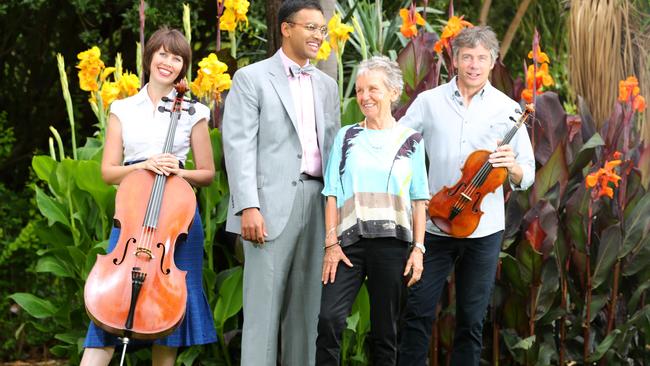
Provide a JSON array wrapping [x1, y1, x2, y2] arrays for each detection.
[[448, 183, 466, 196], [113, 238, 136, 265], [471, 192, 482, 213]]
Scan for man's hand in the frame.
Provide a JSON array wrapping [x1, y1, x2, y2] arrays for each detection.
[[241, 208, 267, 244], [489, 142, 522, 185]]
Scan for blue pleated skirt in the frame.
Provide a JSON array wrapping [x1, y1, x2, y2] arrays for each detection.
[[83, 208, 218, 348]]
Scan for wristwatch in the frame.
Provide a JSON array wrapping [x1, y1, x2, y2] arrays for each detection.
[[413, 241, 426, 254]]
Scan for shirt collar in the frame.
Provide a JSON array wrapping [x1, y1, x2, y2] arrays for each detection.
[[278, 48, 310, 78], [450, 76, 490, 102], [132, 83, 177, 106]]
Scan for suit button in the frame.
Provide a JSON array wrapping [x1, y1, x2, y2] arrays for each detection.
[[292, 181, 297, 186], [297, 153, 302, 159]]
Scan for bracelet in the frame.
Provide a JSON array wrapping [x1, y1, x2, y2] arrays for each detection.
[[323, 240, 341, 250]]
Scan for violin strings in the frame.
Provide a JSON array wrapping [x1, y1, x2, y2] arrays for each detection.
[[451, 114, 529, 215]]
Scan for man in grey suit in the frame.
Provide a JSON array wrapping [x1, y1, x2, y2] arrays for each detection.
[[222, 1, 340, 365]]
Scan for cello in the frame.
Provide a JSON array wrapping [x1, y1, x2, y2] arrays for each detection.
[[428, 104, 534, 238], [84, 81, 196, 359]]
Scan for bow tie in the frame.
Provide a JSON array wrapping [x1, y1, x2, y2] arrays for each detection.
[[289, 64, 315, 78]]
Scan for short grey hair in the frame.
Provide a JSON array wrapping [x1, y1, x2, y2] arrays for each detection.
[[356, 55, 404, 97], [452, 26, 499, 65]]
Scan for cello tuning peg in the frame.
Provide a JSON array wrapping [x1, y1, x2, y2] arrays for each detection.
[[182, 106, 196, 115], [182, 97, 197, 104], [509, 116, 517, 123], [158, 106, 170, 113], [161, 96, 172, 103]]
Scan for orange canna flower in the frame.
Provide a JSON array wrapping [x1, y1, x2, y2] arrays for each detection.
[[618, 76, 640, 102], [527, 45, 550, 64], [521, 87, 541, 103], [585, 158, 622, 199], [399, 8, 426, 39], [434, 38, 448, 54], [618, 76, 646, 112], [526, 63, 554, 89], [633, 94, 646, 112], [433, 15, 473, 54]]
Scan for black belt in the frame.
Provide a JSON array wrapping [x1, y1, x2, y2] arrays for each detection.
[[299, 173, 323, 183]]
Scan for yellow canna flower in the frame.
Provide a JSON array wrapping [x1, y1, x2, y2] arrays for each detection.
[[220, 8, 237, 32], [119, 72, 140, 97], [220, 0, 249, 31], [79, 69, 100, 92], [77, 46, 105, 92], [100, 81, 121, 109], [328, 12, 354, 55], [315, 41, 332, 61], [225, 0, 249, 23], [100, 67, 116, 82], [198, 53, 229, 75], [191, 53, 232, 101]]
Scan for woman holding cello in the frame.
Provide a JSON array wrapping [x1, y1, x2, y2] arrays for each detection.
[[81, 27, 217, 365]]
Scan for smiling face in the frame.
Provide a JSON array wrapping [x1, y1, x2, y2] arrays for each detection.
[[453, 44, 495, 95], [281, 8, 326, 65], [148, 46, 183, 87], [355, 70, 398, 122]]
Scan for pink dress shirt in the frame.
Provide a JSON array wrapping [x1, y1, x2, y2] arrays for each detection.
[[279, 48, 322, 177]]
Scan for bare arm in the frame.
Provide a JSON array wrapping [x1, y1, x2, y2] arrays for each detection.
[[170, 119, 215, 187], [321, 196, 352, 284], [404, 200, 426, 287]]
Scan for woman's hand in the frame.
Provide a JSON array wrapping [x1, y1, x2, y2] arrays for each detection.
[[322, 244, 353, 285], [141, 153, 180, 176], [404, 249, 424, 287]]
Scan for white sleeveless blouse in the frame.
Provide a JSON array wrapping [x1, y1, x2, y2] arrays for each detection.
[[109, 84, 210, 164]]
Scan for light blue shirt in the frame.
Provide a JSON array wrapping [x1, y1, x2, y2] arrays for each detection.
[[400, 78, 535, 238], [323, 123, 429, 246]]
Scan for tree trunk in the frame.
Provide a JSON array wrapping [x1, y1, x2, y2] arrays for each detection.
[[318, 0, 338, 80], [479, 0, 492, 25], [499, 0, 532, 60], [266, 0, 283, 57]]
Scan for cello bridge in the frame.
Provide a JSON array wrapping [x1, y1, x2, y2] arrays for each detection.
[[135, 247, 154, 260], [460, 192, 472, 201]]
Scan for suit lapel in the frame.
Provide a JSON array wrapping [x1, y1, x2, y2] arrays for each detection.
[[268, 52, 299, 133], [311, 72, 326, 159]]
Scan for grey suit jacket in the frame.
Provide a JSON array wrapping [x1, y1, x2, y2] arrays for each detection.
[[222, 50, 340, 240]]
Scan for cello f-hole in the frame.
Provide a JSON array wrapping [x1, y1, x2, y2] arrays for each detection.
[[156, 243, 171, 275], [114, 238, 136, 265]]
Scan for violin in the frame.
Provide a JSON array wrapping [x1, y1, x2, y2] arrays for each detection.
[[84, 81, 197, 345], [428, 104, 534, 238]]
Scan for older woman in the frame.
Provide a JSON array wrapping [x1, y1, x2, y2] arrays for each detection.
[[315, 56, 429, 366]]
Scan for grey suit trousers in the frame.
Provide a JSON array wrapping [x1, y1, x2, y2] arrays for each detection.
[[241, 178, 325, 366]]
